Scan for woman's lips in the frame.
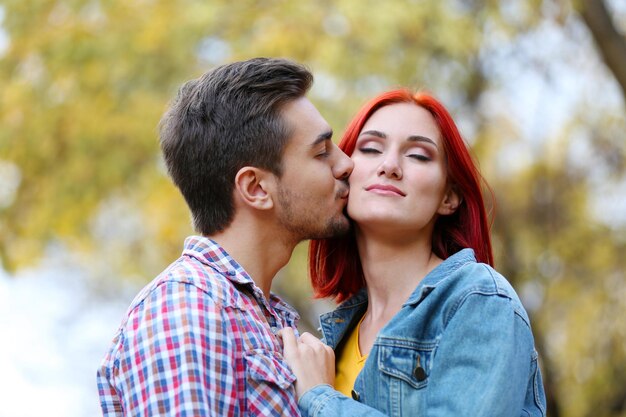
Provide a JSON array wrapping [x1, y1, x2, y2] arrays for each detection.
[[365, 184, 406, 197]]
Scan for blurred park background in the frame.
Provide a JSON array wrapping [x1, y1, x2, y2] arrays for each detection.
[[0, 0, 625, 416]]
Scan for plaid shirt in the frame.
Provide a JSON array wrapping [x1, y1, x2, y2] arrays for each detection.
[[97, 236, 301, 416]]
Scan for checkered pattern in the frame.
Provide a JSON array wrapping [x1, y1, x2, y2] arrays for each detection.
[[97, 236, 301, 416]]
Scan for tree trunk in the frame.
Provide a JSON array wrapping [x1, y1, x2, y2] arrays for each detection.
[[580, 0, 626, 101]]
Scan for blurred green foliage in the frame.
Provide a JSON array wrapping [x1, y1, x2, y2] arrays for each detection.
[[1, 0, 625, 416]]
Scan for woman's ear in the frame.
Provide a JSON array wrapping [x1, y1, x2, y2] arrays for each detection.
[[438, 186, 462, 215], [234, 167, 275, 210]]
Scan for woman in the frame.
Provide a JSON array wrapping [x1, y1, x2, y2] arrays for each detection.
[[282, 90, 547, 416]]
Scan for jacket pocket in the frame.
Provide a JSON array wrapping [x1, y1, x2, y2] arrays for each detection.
[[244, 349, 295, 389], [377, 343, 434, 389]]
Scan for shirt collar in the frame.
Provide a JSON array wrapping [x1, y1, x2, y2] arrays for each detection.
[[182, 235, 253, 285], [181, 235, 300, 320]]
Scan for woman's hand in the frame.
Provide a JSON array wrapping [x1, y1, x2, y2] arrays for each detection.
[[281, 327, 335, 398]]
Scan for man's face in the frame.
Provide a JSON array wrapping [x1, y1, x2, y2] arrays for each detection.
[[274, 97, 353, 242]]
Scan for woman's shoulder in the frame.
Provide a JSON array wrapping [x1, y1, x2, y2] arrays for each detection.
[[441, 251, 530, 324], [455, 259, 512, 292], [440, 250, 514, 295]]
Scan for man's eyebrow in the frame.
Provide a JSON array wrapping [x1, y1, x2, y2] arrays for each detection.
[[311, 129, 333, 146]]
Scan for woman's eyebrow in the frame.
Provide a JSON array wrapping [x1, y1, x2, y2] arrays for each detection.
[[359, 130, 386, 139], [359, 130, 438, 149], [407, 135, 438, 149]]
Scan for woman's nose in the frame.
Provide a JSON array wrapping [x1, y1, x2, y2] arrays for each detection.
[[377, 156, 402, 179]]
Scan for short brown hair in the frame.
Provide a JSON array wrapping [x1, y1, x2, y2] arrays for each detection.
[[159, 58, 313, 235]]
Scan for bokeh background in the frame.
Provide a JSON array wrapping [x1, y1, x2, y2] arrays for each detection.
[[1, 0, 625, 416]]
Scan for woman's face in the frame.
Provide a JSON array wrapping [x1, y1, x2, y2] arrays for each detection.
[[347, 102, 458, 238]]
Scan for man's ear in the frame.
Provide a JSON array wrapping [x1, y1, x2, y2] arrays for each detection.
[[234, 166, 275, 210], [438, 185, 462, 215]]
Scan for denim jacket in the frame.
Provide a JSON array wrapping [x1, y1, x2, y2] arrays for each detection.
[[298, 249, 546, 417]]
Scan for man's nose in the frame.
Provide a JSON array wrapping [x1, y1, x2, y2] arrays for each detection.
[[333, 147, 353, 180]]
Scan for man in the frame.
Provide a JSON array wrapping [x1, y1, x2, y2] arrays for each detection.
[[97, 58, 353, 416]]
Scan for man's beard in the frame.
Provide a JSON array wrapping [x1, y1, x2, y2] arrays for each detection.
[[276, 187, 351, 241]]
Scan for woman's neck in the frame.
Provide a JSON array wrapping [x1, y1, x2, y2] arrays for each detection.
[[355, 227, 442, 323]]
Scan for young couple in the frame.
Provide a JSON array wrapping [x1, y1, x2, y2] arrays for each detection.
[[97, 58, 546, 416]]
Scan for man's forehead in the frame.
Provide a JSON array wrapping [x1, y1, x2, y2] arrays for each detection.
[[281, 97, 332, 146]]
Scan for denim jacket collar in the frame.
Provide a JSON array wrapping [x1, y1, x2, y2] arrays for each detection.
[[319, 248, 476, 349], [404, 248, 476, 306], [319, 289, 367, 350]]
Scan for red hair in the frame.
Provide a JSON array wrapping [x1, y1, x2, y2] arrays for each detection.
[[309, 89, 494, 302]]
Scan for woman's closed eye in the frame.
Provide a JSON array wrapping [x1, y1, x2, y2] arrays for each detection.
[[358, 147, 382, 155], [407, 153, 431, 162]]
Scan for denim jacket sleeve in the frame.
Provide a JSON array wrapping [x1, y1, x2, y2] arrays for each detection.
[[299, 384, 388, 417], [426, 291, 543, 416]]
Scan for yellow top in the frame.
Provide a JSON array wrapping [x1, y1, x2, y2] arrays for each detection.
[[334, 315, 368, 396]]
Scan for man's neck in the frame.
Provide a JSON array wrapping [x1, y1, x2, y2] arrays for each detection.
[[208, 226, 295, 299]]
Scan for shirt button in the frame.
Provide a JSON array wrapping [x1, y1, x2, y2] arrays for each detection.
[[351, 389, 360, 401]]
